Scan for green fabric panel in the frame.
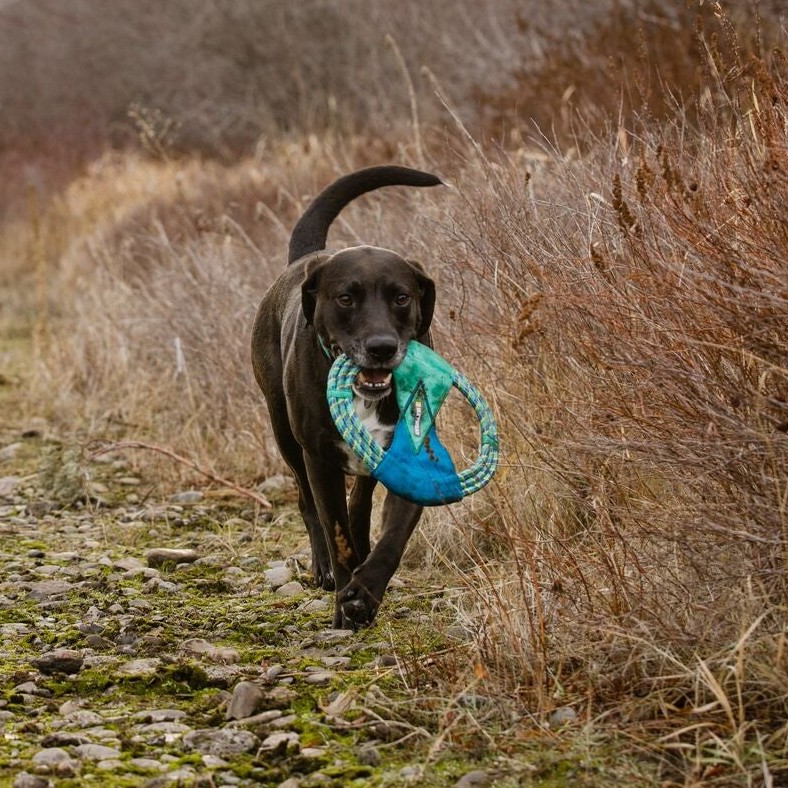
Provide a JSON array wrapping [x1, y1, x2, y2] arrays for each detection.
[[392, 341, 455, 453]]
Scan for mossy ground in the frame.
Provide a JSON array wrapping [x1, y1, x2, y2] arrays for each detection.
[[0, 327, 659, 787]]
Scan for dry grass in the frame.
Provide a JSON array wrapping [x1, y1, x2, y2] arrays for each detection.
[[2, 0, 787, 784]]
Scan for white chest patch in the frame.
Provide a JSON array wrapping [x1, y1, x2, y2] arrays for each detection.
[[338, 397, 395, 475]]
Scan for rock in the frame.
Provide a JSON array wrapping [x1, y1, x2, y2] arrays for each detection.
[[26, 580, 74, 602], [146, 548, 199, 567], [13, 682, 51, 697], [179, 638, 240, 664], [456, 770, 493, 788], [137, 722, 192, 743], [549, 706, 578, 727], [83, 634, 114, 650], [274, 581, 304, 597], [114, 557, 145, 571], [116, 658, 161, 678], [315, 629, 354, 643], [226, 709, 282, 727], [0, 443, 23, 462], [32, 649, 83, 675], [265, 664, 284, 681], [259, 731, 299, 754], [129, 757, 166, 771], [169, 490, 204, 504], [144, 577, 179, 593], [257, 474, 293, 494], [31, 747, 72, 767], [304, 672, 334, 686], [204, 664, 246, 687], [67, 710, 103, 727], [73, 743, 122, 761], [12, 773, 50, 788], [132, 709, 187, 724], [356, 744, 382, 767], [299, 598, 329, 613], [263, 565, 293, 588], [277, 778, 302, 788], [321, 656, 350, 669], [183, 728, 259, 758], [0, 476, 20, 496], [40, 732, 90, 747], [226, 681, 264, 720], [300, 747, 327, 759]]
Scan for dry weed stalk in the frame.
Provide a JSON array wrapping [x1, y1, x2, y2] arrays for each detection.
[[88, 440, 271, 509]]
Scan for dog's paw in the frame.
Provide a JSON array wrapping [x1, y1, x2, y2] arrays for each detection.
[[336, 582, 380, 629], [314, 566, 335, 592]]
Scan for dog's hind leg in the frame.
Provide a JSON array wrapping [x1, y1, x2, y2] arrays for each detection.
[[264, 403, 334, 590]]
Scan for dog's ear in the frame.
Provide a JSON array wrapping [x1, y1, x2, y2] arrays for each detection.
[[406, 259, 436, 337], [301, 255, 329, 325]]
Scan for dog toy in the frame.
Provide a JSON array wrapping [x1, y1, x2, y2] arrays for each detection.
[[327, 341, 498, 506]]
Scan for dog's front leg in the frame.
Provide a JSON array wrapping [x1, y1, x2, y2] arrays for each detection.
[[338, 492, 423, 627], [303, 455, 362, 628]]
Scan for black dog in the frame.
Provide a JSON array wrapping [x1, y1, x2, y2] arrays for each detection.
[[251, 166, 443, 628]]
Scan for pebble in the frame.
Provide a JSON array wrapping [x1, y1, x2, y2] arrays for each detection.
[[225, 709, 282, 727], [0, 476, 20, 495], [299, 598, 329, 612], [0, 443, 23, 462], [116, 658, 161, 678], [132, 709, 187, 724], [32, 648, 83, 675], [259, 731, 300, 753], [182, 728, 260, 758], [73, 743, 122, 761], [263, 565, 293, 588], [170, 490, 204, 504], [26, 580, 74, 602], [40, 732, 90, 747], [456, 770, 493, 788], [549, 706, 578, 727], [304, 671, 335, 686], [225, 681, 264, 720], [257, 474, 293, 494], [356, 744, 382, 766], [275, 581, 305, 597], [129, 757, 167, 771], [12, 773, 50, 788], [265, 664, 285, 681], [179, 638, 240, 664], [146, 548, 200, 567], [31, 747, 73, 767]]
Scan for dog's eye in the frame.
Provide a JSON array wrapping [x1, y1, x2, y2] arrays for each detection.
[[394, 294, 412, 306], [336, 294, 354, 307]]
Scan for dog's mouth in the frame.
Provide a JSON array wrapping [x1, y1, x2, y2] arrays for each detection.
[[353, 368, 393, 399]]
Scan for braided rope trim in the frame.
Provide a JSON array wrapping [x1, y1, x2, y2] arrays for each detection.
[[327, 354, 498, 497]]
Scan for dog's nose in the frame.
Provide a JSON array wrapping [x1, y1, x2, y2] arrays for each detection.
[[365, 335, 399, 364]]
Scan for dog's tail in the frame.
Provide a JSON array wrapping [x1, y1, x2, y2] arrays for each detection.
[[287, 165, 443, 264]]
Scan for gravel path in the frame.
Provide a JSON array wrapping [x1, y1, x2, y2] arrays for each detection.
[[0, 422, 498, 788]]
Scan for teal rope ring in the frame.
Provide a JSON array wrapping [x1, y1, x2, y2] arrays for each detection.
[[327, 341, 499, 506]]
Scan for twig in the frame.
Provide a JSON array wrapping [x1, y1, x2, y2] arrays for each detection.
[[88, 440, 272, 509]]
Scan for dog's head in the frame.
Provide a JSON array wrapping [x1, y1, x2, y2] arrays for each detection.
[[302, 245, 435, 401]]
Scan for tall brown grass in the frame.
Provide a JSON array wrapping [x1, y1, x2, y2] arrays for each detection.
[[2, 0, 787, 783]]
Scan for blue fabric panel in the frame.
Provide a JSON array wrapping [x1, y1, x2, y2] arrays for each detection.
[[373, 418, 464, 506]]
